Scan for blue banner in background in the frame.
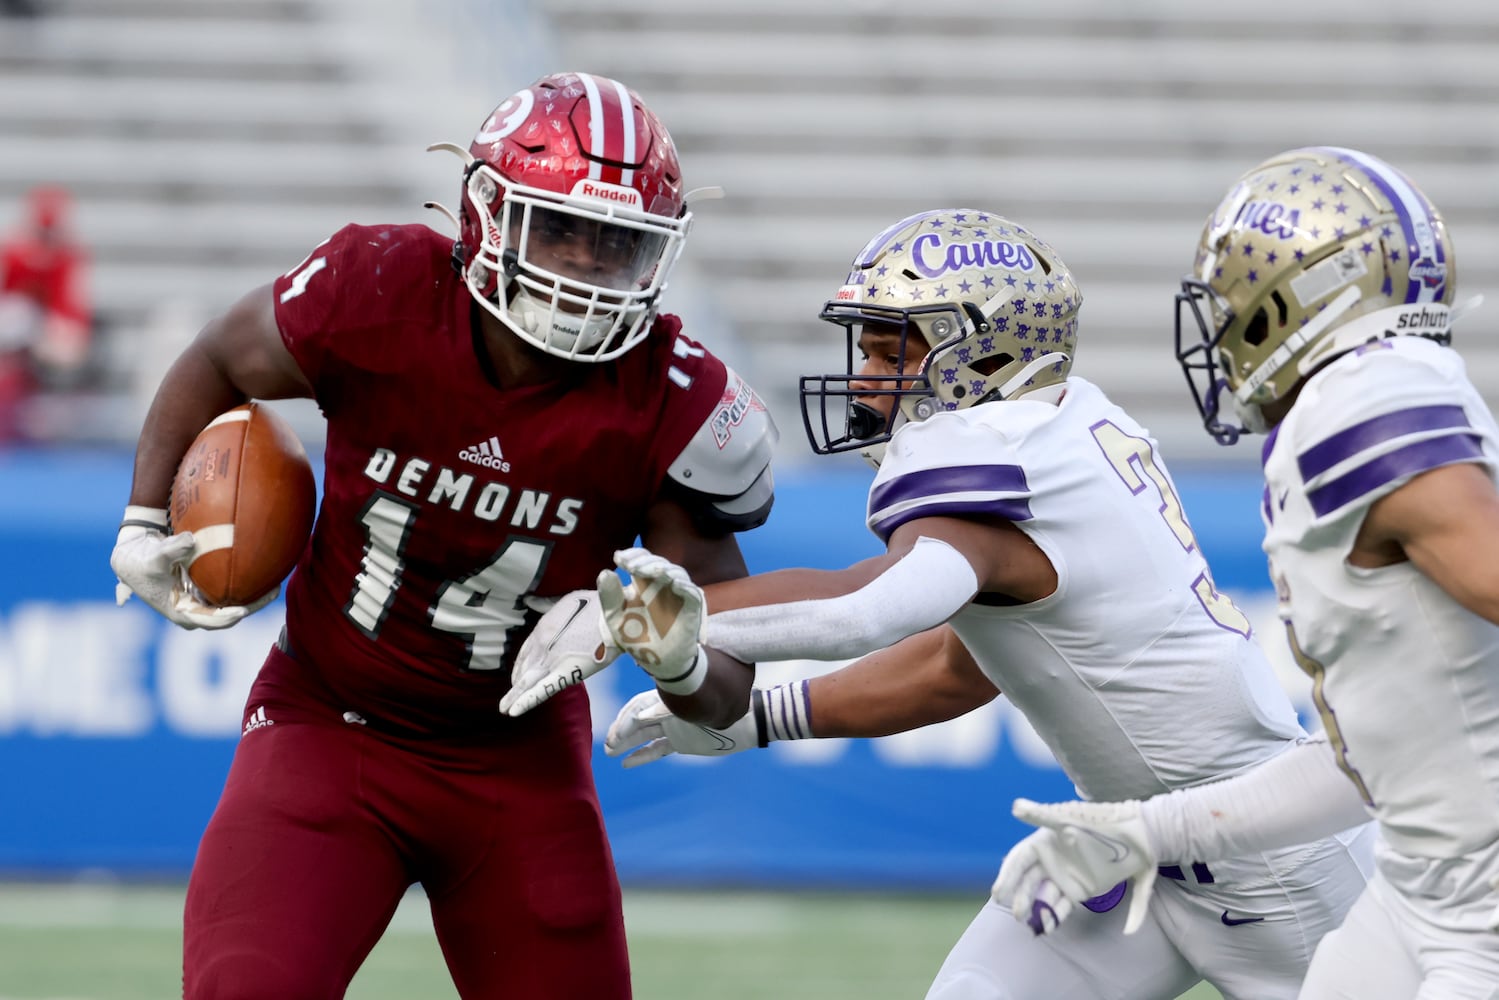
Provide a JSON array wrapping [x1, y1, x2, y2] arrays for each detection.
[[0, 449, 1286, 889]]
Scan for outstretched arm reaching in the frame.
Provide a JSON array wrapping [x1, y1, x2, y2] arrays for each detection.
[[991, 735, 1370, 936], [604, 625, 998, 766]]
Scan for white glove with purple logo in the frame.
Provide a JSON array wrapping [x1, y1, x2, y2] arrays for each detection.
[[991, 798, 1158, 936]]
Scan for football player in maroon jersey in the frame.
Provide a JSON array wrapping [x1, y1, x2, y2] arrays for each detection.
[[109, 72, 776, 1000]]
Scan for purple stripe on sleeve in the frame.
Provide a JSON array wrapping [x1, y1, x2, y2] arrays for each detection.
[[1307, 433, 1484, 517], [870, 464, 1029, 516], [873, 498, 1034, 543], [1297, 405, 1469, 481]]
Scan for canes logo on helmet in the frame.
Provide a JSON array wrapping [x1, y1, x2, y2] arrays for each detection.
[[429, 73, 692, 363], [1176, 146, 1458, 445], [1226, 199, 1302, 241], [908, 231, 1038, 278], [801, 209, 1081, 464]]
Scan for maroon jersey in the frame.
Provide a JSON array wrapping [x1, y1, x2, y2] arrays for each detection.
[[272, 223, 730, 733]]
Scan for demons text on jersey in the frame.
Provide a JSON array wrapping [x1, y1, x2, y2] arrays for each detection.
[[363, 448, 582, 535]]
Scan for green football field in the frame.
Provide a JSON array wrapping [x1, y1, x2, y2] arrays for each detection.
[[0, 882, 1221, 999]]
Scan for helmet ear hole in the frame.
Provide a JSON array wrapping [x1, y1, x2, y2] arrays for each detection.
[[971, 353, 1015, 376], [1244, 309, 1270, 347]]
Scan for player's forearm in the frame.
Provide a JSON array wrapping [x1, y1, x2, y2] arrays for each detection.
[[128, 343, 248, 508], [640, 503, 750, 588], [806, 628, 997, 738], [1141, 735, 1371, 861], [660, 647, 753, 730], [703, 559, 887, 612]]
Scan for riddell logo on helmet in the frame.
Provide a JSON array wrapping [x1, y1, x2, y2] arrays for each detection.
[[572, 180, 642, 208]]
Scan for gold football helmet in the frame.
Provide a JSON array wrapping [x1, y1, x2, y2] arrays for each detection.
[[1177, 146, 1458, 444], [802, 209, 1081, 459]]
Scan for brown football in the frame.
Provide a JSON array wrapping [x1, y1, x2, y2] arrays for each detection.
[[169, 402, 317, 606]]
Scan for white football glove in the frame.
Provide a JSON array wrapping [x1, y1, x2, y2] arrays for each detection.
[[991, 798, 1159, 936], [500, 590, 621, 717], [599, 547, 709, 695], [604, 688, 761, 768], [110, 505, 277, 630]]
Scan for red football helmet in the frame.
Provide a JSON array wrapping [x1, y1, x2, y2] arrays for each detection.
[[441, 72, 690, 362]]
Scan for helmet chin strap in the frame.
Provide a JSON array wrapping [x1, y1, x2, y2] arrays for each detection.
[[855, 407, 907, 470], [510, 287, 616, 356], [1230, 396, 1270, 436]]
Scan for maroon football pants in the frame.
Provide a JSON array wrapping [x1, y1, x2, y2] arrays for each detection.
[[182, 650, 629, 999]]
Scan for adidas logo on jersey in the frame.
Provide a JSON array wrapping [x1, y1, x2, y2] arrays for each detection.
[[459, 436, 511, 472], [242, 705, 274, 735]]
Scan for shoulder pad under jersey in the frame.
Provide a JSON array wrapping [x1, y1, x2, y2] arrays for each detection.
[[868, 412, 1033, 543], [1287, 341, 1493, 521], [665, 367, 779, 533]]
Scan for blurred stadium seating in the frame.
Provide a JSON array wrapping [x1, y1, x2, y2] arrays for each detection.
[[2, 0, 1496, 463], [537, 0, 1499, 463]]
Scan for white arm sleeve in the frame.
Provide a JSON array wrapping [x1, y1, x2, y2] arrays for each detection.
[[700, 536, 979, 662], [1141, 735, 1372, 861]]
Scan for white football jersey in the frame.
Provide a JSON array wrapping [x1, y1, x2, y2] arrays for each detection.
[[867, 376, 1302, 801], [1262, 336, 1499, 859]]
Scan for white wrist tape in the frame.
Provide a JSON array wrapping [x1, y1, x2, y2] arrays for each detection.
[[1141, 735, 1371, 860], [652, 646, 708, 696], [752, 680, 814, 745], [701, 536, 978, 662], [121, 505, 169, 531]]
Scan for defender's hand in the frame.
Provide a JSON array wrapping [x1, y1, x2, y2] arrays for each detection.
[[500, 590, 620, 716], [604, 689, 760, 768], [600, 547, 708, 695], [111, 506, 275, 630], [992, 798, 1159, 936]]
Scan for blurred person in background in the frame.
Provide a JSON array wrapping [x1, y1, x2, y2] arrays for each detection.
[[0, 184, 92, 440], [108, 71, 776, 1000], [512, 208, 1374, 1000], [994, 147, 1499, 998]]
